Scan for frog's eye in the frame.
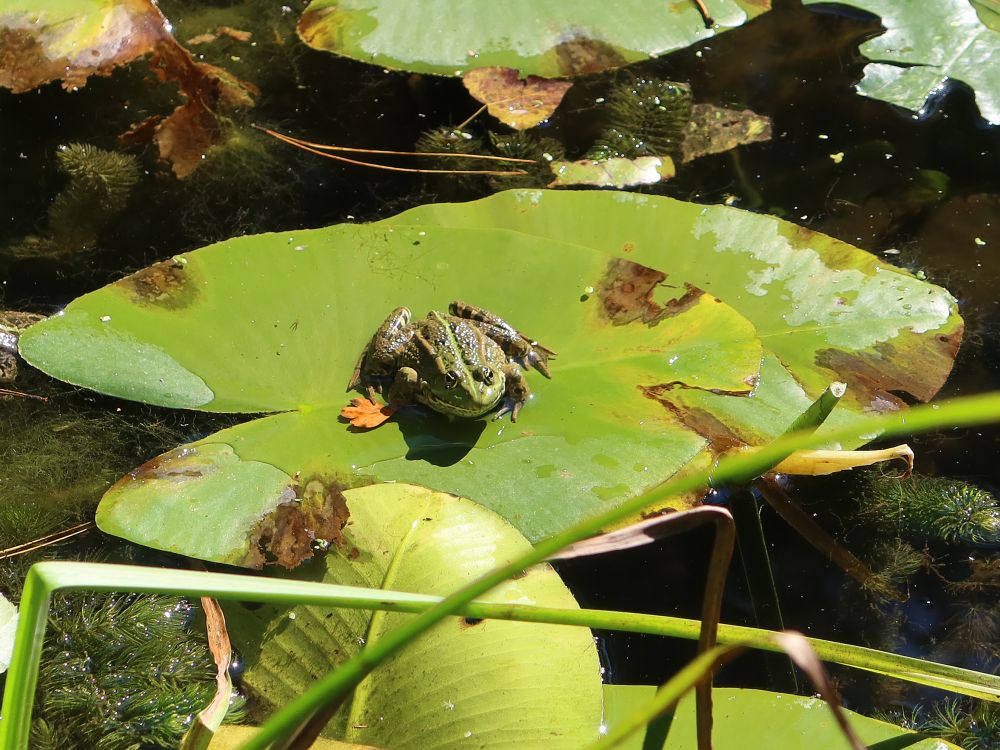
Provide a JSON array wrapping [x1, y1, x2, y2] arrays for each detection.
[[480, 366, 494, 384], [444, 371, 460, 388]]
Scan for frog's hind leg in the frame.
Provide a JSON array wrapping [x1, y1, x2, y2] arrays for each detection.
[[449, 300, 556, 378], [493, 364, 530, 422]]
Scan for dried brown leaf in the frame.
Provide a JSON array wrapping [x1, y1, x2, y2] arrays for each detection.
[[340, 397, 396, 428], [463, 67, 572, 130], [181, 596, 234, 748]]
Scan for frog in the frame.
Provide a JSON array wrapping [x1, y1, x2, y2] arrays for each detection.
[[348, 301, 555, 422], [0, 311, 44, 383]]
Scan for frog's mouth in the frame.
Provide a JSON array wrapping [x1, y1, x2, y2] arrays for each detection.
[[419, 387, 501, 418]]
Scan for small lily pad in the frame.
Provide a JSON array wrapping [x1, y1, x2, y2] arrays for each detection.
[[549, 156, 676, 188]]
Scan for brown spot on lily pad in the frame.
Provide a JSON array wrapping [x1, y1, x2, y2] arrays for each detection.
[[115, 258, 198, 309], [640, 387, 747, 455], [816, 326, 962, 408], [121, 445, 218, 484], [598, 258, 703, 326], [463, 67, 572, 130], [243, 477, 351, 570]]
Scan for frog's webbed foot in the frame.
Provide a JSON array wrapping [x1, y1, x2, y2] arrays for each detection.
[[523, 343, 555, 379], [449, 300, 556, 378], [493, 364, 530, 422]]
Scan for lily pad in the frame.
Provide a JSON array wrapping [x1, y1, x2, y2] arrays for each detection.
[[806, 0, 1000, 124], [604, 685, 960, 749], [224, 483, 603, 747], [19, 190, 960, 563], [296, 0, 768, 77]]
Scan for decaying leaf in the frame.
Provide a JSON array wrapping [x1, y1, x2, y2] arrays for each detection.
[[0, 0, 165, 93], [0, 0, 256, 177], [244, 478, 351, 570], [548, 155, 674, 188], [680, 103, 772, 162], [187, 33, 218, 46], [217, 26, 252, 42], [340, 397, 396, 428], [772, 445, 914, 477], [181, 597, 235, 749], [463, 66, 572, 130]]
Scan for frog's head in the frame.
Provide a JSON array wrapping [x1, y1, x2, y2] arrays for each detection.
[[418, 314, 506, 418]]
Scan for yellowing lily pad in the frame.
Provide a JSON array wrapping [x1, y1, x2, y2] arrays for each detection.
[[225, 483, 603, 747]]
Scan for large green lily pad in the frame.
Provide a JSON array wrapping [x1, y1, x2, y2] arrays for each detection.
[[297, 0, 771, 77], [806, 0, 1000, 124], [19, 190, 961, 564], [225, 483, 603, 747], [604, 685, 960, 749]]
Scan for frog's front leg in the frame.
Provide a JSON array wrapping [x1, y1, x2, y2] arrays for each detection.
[[493, 364, 530, 422], [348, 306, 413, 392], [386, 366, 422, 409], [449, 301, 556, 378]]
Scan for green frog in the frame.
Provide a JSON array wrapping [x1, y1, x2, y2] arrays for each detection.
[[0, 311, 44, 383], [348, 301, 555, 421]]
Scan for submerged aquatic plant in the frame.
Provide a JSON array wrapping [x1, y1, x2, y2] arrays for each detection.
[[854, 472, 1000, 546], [587, 78, 693, 161], [31, 593, 243, 749], [881, 698, 1000, 750], [859, 537, 925, 600], [8, 144, 139, 259], [487, 130, 564, 189]]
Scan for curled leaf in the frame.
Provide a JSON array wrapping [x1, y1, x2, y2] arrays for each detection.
[[772, 444, 914, 477], [463, 66, 572, 130], [340, 397, 395, 428]]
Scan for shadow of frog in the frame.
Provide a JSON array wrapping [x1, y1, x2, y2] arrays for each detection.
[[392, 405, 488, 467]]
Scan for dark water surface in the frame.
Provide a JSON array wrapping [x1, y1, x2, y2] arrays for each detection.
[[2, 0, 999, 732]]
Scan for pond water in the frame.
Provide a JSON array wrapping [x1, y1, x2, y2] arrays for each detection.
[[2, 0, 999, 744]]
